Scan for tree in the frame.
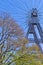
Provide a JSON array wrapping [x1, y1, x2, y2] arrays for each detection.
[[0, 12, 24, 54], [0, 36, 43, 65], [0, 12, 43, 65]]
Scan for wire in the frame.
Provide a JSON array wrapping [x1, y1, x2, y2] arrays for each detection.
[[17, 0, 29, 11], [8, 0, 27, 12], [37, 0, 41, 10], [38, 0, 43, 11], [32, 0, 35, 8]]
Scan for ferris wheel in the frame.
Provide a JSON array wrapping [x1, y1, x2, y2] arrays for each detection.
[[0, 0, 43, 29], [12, 0, 43, 29], [0, 0, 43, 52], [12, 0, 43, 52]]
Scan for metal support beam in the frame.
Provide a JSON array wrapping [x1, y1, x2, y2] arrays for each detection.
[[26, 8, 43, 52]]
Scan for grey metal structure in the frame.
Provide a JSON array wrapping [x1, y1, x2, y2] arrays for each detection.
[[26, 8, 43, 52]]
